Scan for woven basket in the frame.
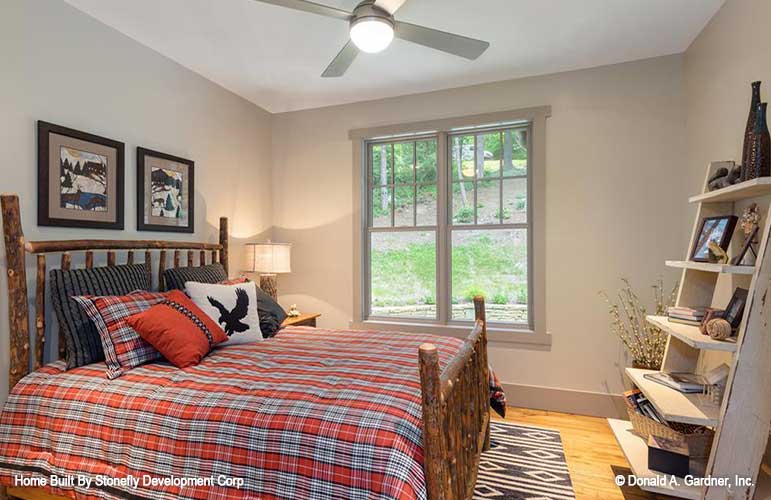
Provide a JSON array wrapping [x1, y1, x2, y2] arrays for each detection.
[[627, 407, 714, 458]]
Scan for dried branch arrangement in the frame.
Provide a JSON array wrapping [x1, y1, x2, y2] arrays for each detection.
[[600, 277, 678, 370]]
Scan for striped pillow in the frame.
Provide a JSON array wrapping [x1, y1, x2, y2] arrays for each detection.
[[162, 263, 227, 291], [50, 264, 150, 369], [74, 291, 167, 378]]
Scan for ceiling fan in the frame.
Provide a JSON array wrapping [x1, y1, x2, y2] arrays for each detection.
[[252, 0, 490, 77]]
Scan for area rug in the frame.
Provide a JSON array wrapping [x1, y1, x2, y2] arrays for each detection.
[[474, 420, 576, 499]]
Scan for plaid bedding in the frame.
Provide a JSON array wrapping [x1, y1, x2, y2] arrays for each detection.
[[0, 327, 465, 500]]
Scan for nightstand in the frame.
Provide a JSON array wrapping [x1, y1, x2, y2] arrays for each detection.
[[281, 313, 321, 328]]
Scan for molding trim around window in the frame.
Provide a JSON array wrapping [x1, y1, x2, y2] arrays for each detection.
[[350, 106, 551, 347]]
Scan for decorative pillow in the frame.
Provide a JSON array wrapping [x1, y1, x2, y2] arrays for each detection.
[[185, 281, 263, 345], [162, 263, 227, 291], [254, 286, 287, 338], [217, 279, 287, 337], [126, 290, 228, 368], [49, 264, 151, 369], [74, 291, 167, 378], [489, 367, 507, 418]]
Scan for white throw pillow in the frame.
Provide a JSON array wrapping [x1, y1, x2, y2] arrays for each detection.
[[185, 281, 263, 345]]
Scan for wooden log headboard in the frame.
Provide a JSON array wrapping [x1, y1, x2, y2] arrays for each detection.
[[1, 193, 229, 390]]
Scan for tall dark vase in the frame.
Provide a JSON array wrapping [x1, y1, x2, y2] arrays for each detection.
[[741, 81, 762, 181], [746, 102, 770, 180]]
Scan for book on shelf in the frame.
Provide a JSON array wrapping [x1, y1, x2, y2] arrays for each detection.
[[644, 372, 706, 393], [667, 317, 703, 326], [667, 306, 707, 320]]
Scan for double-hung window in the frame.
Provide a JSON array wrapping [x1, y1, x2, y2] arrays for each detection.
[[356, 108, 548, 338]]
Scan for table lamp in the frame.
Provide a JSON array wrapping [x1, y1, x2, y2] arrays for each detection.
[[243, 241, 291, 300]]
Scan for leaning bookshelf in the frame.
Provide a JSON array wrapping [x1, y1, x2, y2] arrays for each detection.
[[608, 161, 771, 499]]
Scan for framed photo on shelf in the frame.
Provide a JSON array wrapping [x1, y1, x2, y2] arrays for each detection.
[[136, 147, 194, 233], [38, 121, 124, 229], [724, 287, 749, 331], [690, 215, 738, 262], [730, 225, 759, 266]]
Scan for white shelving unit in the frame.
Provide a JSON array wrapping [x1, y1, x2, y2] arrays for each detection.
[[608, 419, 702, 500], [625, 368, 721, 426], [609, 162, 771, 500], [664, 260, 755, 275], [646, 316, 737, 353]]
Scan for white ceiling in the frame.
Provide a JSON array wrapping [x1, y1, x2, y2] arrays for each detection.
[[64, 0, 724, 113]]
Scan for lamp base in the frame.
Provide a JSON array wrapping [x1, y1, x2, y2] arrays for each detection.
[[259, 274, 278, 300]]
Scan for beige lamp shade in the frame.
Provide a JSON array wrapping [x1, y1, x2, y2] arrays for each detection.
[[243, 242, 291, 274]]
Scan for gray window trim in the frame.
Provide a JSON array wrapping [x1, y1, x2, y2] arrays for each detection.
[[351, 106, 551, 347]]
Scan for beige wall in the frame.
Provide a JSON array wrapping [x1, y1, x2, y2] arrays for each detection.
[[0, 0, 273, 404], [271, 55, 689, 402], [5, 0, 760, 414], [684, 0, 771, 190]]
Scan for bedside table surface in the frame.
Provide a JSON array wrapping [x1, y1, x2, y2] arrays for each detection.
[[282, 313, 321, 327]]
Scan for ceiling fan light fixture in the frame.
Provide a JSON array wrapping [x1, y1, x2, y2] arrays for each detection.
[[350, 16, 394, 53]]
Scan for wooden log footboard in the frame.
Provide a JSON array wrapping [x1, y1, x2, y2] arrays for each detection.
[[419, 296, 490, 500]]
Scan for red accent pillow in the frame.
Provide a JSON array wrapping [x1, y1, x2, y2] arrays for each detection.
[[126, 290, 228, 368]]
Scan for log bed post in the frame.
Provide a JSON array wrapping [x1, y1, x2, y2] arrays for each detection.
[[35, 255, 46, 370], [419, 344, 450, 499], [219, 217, 229, 276], [1, 195, 30, 390], [474, 297, 491, 451]]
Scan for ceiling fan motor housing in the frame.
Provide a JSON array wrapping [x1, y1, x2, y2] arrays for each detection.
[[350, 1, 394, 29]]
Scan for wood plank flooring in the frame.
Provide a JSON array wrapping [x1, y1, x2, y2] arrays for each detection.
[[496, 407, 676, 500]]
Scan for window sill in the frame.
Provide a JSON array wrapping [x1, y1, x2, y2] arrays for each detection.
[[350, 319, 552, 348]]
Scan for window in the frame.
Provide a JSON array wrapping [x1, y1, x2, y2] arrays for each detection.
[[364, 123, 532, 328]]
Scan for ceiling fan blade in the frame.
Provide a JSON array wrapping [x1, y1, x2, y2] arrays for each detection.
[[321, 41, 359, 77], [374, 0, 408, 15], [251, 0, 351, 21], [394, 21, 489, 60]]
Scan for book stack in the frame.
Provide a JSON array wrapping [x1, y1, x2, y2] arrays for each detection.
[[624, 389, 665, 423], [667, 306, 707, 326]]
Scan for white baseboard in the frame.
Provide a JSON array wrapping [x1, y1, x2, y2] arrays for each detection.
[[502, 382, 627, 419]]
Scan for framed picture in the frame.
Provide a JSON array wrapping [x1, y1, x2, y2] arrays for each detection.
[[690, 215, 738, 262], [137, 147, 194, 233], [730, 225, 759, 265], [38, 121, 124, 229], [724, 288, 749, 331]]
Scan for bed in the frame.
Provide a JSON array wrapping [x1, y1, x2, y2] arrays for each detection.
[[0, 193, 490, 500]]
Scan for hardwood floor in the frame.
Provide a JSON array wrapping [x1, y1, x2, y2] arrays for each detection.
[[496, 407, 675, 500]]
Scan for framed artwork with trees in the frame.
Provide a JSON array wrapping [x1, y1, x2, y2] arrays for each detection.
[[136, 147, 194, 233], [38, 121, 124, 229]]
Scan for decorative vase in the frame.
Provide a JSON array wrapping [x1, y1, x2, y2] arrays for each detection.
[[746, 102, 770, 180], [741, 81, 762, 182]]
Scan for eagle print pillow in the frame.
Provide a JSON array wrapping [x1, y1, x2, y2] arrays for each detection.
[[185, 281, 264, 345]]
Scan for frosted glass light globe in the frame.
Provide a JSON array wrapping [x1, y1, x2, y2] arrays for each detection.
[[350, 18, 394, 53]]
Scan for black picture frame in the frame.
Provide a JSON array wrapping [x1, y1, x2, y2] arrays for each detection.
[[730, 225, 760, 265], [38, 121, 124, 229], [690, 215, 738, 262], [724, 287, 749, 330], [136, 147, 195, 233]]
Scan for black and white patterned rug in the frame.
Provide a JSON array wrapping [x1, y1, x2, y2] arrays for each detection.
[[474, 420, 576, 499]]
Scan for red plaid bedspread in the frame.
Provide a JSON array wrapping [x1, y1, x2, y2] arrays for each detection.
[[0, 328, 464, 500]]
